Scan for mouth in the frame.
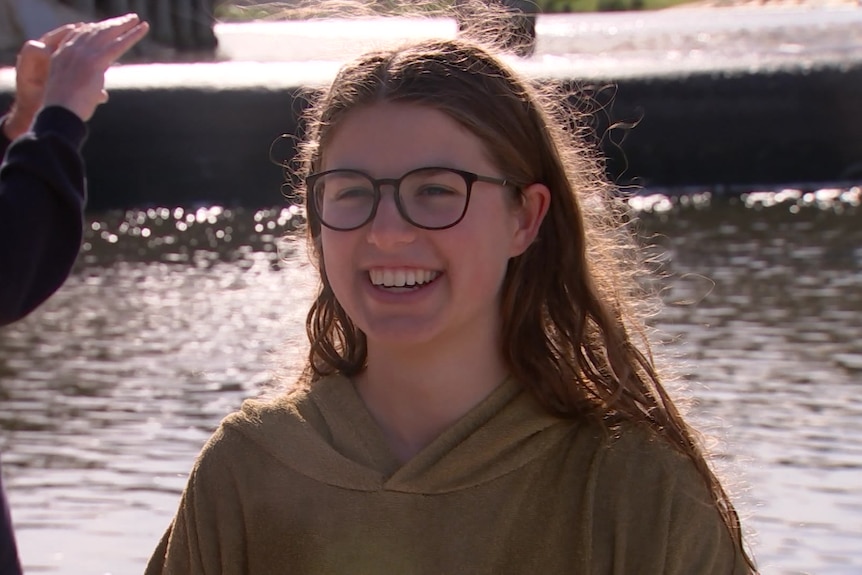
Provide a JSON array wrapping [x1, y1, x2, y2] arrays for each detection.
[[368, 268, 441, 290]]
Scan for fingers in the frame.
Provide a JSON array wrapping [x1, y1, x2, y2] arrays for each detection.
[[84, 13, 145, 47], [18, 40, 50, 61], [98, 20, 150, 67], [93, 13, 143, 32], [13, 40, 55, 114], [15, 40, 52, 93], [39, 23, 79, 52], [57, 14, 150, 69], [41, 13, 150, 121]]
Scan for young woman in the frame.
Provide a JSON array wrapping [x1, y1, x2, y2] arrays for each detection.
[[146, 17, 756, 575]]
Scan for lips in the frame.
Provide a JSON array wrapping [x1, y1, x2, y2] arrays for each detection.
[[368, 268, 440, 288]]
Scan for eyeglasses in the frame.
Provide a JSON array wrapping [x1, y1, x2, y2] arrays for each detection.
[[306, 166, 517, 231]]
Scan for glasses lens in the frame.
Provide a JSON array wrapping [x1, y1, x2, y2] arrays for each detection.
[[400, 168, 469, 229], [312, 171, 375, 229]]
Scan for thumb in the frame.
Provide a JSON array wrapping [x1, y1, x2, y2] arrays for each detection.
[[17, 40, 52, 72], [20, 40, 50, 57]]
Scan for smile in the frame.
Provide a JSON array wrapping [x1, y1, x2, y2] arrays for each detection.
[[369, 268, 440, 288]]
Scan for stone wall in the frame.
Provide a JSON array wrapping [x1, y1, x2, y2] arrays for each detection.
[[0, 0, 84, 52], [0, 0, 217, 60], [3, 60, 860, 210]]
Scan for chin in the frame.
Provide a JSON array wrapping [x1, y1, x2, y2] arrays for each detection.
[[359, 318, 443, 352]]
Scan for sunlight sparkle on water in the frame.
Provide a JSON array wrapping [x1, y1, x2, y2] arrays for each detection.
[[3, 189, 861, 574]]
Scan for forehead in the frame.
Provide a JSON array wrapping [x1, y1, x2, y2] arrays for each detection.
[[320, 102, 496, 177]]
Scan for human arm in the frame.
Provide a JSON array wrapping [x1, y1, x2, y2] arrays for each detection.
[[0, 469, 21, 575], [0, 14, 149, 326], [145, 425, 249, 575], [0, 106, 87, 326]]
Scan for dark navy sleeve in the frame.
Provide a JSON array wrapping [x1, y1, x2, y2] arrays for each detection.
[[0, 106, 88, 326], [0, 467, 21, 575], [0, 127, 23, 575]]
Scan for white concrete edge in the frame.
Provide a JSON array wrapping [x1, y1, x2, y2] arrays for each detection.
[[3, 55, 861, 96]]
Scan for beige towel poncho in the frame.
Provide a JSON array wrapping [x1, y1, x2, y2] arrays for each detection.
[[146, 375, 747, 574]]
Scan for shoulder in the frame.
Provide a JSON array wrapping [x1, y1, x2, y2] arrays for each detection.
[[589, 421, 716, 515], [194, 375, 346, 468], [586, 421, 750, 573], [565, 418, 694, 478], [600, 422, 697, 474], [226, 374, 351, 433], [188, 375, 383, 492], [216, 380, 330, 444]]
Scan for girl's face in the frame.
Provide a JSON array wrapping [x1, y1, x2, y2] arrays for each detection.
[[318, 102, 545, 353]]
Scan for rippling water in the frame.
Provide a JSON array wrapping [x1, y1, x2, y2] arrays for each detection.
[[1, 188, 860, 574]]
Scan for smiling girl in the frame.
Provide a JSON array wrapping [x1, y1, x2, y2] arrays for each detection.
[[146, 10, 756, 575]]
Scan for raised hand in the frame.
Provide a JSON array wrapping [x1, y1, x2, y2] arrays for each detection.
[[42, 13, 150, 122]]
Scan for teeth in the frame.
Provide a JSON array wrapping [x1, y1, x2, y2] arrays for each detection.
[[370, 268, 439, 288]]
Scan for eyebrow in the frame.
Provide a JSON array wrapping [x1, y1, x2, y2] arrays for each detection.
[[319, 165, 475, 177]]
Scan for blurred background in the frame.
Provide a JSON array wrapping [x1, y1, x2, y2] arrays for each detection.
[[1, 1, 861, 573]]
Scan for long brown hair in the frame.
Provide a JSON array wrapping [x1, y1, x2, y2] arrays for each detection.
[[290, 10, 755, 571]]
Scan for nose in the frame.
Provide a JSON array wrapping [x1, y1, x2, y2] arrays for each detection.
[[366, 186, 415, 248]]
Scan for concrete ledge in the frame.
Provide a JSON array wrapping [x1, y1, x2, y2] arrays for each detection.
[[589, 62, 862, 190]]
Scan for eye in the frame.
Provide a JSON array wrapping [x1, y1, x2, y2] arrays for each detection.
[[404, 169, 469, 199], [416, 184, 461, 197], [333, 186, 374, 201]]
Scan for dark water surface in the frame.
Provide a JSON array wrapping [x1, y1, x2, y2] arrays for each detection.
[[1, 188, 860, 574]]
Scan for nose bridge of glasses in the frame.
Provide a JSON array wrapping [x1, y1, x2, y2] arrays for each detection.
[[367, 177, 410, 226], [369, 177, 411, 221], [374, 177, 402, 196]]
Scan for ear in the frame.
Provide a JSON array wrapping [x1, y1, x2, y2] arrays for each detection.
[[509, 183, 550, 257]]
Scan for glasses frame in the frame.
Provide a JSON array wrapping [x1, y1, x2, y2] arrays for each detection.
[[306, 166, 517, 231]]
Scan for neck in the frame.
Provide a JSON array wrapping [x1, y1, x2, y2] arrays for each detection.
[[355, 329, 508, 463]]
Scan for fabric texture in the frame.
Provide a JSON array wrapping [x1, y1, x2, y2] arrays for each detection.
[[0, 106, 87, 326], [146, 375, 748, 574], [0, 461, 20, 575]]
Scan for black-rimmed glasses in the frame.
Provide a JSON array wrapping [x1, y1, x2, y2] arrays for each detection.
[[306, 166, 517, 231]]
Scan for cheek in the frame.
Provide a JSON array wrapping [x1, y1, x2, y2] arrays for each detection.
[[320, 229, 348, 262], [445, 223, 513, 292], [320, 232, 354, 290]]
